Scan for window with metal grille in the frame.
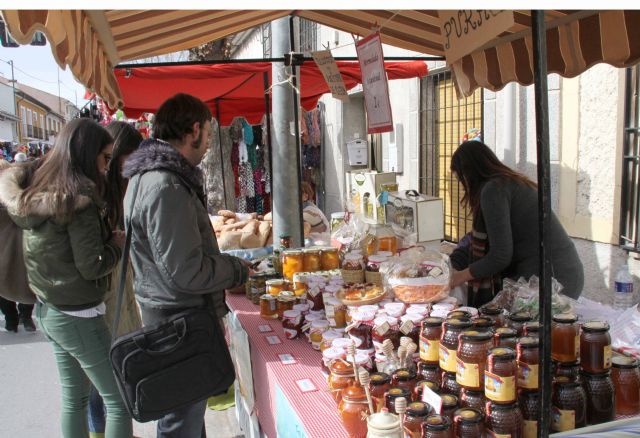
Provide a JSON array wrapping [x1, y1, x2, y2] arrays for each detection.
[[419, 70, 483, 243], [620, 65, 640, 252], [299, 18, 318, 53], [261, 23, 271, 58]]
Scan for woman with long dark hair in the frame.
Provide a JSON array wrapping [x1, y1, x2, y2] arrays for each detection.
[[448, 140, 583, 307], [0, 118, 132, 437]]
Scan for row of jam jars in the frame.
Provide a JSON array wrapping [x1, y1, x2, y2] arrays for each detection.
[[612, 356, 640, 415], [456, 331, 493, 392], [552, 376, 587, 432], [552, 313, 580, 363]]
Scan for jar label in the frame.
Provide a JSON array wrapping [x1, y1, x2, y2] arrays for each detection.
[[603, 344, 612, 368], [574, 333, 580, 358], [456, 358, 480, 387], [403, 426, 421, 438], [484, 372, 516, 402], [551, 407, 575, 432], [523, 420, 537, 438], [400, 320, 414, 335], [420, 338, 440, 362], [268, 299, 277, 312], [375, 321, 390, 336], [439, 345, 457, 372], [283, 328, 299, 340], [517, 361, 539, 389], [325, 305, 335, 318], [486, 430, 511, 438]]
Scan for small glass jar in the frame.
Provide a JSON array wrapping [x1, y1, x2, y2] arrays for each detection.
[[320, 329, 343, 352], [506, 310, 532, 336], [422, 414, 452, 438], [276, 292, 296, 319], [322, 347, 346, 374], [259, 294, 278, 319], [471, 317, 495, 333], [346, 310, 376, 352], [452, 408, 484, 438], [551, 313, 580, 363], [302, 313, 323, 339], [384, 302, 406, 319], [441, 371, 461, 397], [517, 337, 540, 390], [493, 327, 518, 349], [612, 356, 640, 415], [293, 302, 310, 316], [282, 249, 304, 281], [582, 370, 615, 425], [328, 360, 355, 404], [553, 360, 581, 382], [339, 383, 372, 438], [303, 248, 322, 272], [365, 255, 387, 286], [518, 389, 539, 438], [418, 361, 442, 387], [266, 278, 289, 296], [479, 304, 504, 328], [447, 310, 472, 320], [485, 347, 517, 404], [309, 319, 330, 350], [460, 388, 486, 415], [485, 401, 523, 437], [375, 225, 398, 255], [580, 321, 612, 374], [407, 304, 429, 317], [441, 394, 459, 424], [324, 297, 347, 329], [369, 372, 391, 413], [440, 318, 473, 373], [246, 272, 268, 302], [404, 401, 432, 438], [282, 310, 303, 340], [341, 253, 365, 283], [392, 368, 418, 398], [293, 272, 309, 295], [414, 380, 440, 402], [420, 317, 444, 365], [523, 321, 540, 337], [372, 316, 401, 354], [456, 331, 493, 391], [385, 386, 411, 414], [400, 313, 424, 347], [306, 282, 325, 312], [552, 376, 587, 432], [321, 247, 340, 270]]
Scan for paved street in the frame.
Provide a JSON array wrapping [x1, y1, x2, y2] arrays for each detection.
[[0, 320, 244, 438]]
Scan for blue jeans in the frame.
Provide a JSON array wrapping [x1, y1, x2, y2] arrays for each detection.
[[88, 385, 106, 433]]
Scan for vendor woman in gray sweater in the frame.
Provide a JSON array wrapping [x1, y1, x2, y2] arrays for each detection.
[[448, 140, 584, 307]]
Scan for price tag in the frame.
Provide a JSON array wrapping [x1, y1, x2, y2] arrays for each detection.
[[375, 321, 390, 336], [400, 320, 414, 335], [258, 324, 273, 333], [422, 383, 443, 414], [266, 335, 281, 345], [278, 353, 298, 365], [295, 379, 318, 393]]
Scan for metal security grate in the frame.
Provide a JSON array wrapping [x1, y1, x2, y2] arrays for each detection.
[[261, 23, 271, 58], [299, 18, 318, 53], [419, 70, 483, 242], [620, 65, 640, 252]]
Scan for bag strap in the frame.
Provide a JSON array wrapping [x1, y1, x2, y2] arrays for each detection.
[[111, 175, 142, 340]]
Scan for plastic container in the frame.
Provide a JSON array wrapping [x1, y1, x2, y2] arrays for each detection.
[[614, 264, 634, 310]]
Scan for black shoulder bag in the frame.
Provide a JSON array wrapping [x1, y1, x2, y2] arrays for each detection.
[[109, 175, 235, 423]]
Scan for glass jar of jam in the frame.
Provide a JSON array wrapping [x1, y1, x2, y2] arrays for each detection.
[[369, 372, 391, 413], [523, 321, 540, 337], [266, 278, 289, 296], [612, 356, 640, 415], [392, 368, 418, 398], [276, 292, 296, 319], [518, 390, 539, 438], [422, 414, 452, 438], [440, 318, 473, 373], [479, 304, 504, 328], [322, 347, 346, 374], [306, 281, 325, 312], [582, 370, 615, 425], [420, 317, 444, 365], [418, 361, 442, 387], [384, 302, 406, 319], [456, 331, 493, 391], [404, 401, 432, 438], [552, 376, 587, 432], [400, 313, 424, 347], [485, 401, 522, 437], [506, 311, 532, 337], [441, 394, 459, 424], [580, 321, 612, 373], [460, 388, 486, 415], [346, 310, 376, 353], [365, 255, 387, 286], [485, 347, 517, 404], [341, 253, 365, 283], [447, 310, 472, 320], [517, 337, 540, 390], [309, 319, 330, 350], [293, 302, 310, 316], [472, 317, 495, 333], [441, 371, 461, 397], [493, 327, 518, 349], [553, 360, 581, 382], [328, 360, 355, 404], [282, 310, 302, 340], [324, 297, 347, 329], [372, 316, 401, 354], [259, 294, 278, 319], [303, 248, 322, 272], [321, 247, 340, 270], [282, 249, 304, 281], [452, 408, 484, 438], [355, 352, 374, 373], [385, 386, 411, 414], [320, 329, 343, 352], [414, 380, 440, 402], [302, 313, 323, 340], [552, 313, 580, 363], [339, 383, 372, 438]]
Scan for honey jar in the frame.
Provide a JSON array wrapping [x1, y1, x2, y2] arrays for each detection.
[[404, 401, 432, 438], [580, 321, 612, 373], [420, 317, 444, 365], [414, 380, 440, 402], [441, 371, 461, 397], [456, 331, 493, 391], [439, 318, 473, 373], [612, 356, 640, 415], [384, 386, 411, 414], [551, 313, 580, 363], [518, 389, 539, 438], [418, 361, 442, 387], [369, 372, 391, 413], [259, 294, 278, 319], [506, 311, 532, 337], [517, 337, 540, 390], [321, 347, 346, 374], [441, 394, 459, 424], [320, 247, 340, 270], [552, 376, 587, 431], [452, 408, 484, 438], [582, 370, 615, 425], [392, 368, 418, 398], [493, 327, 518, 349], [422, 414, 452, 438], [459, 388, 486, 415], [309, 319, 330, 350], [266, 278, 289, 296], [553, 360, 581, 382], [479, 304, 504, 328], [471, 317, 494, 333], [523, 321, 540, 337], [282, 249, 304, 281], [485, 401, 523, 437], [484, 347, 517, 404]]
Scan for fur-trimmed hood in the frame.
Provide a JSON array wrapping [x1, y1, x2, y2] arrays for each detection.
[[123, 138, 203, 193]]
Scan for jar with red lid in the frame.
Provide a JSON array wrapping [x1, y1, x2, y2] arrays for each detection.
[[485, 401, 523, 437], [418, 361, 442, 387], [493, 327, 518, 349], [322, 347, 346, 374], [485, 347, 517, 404], [459, 388, 486, 415], [523, 321, 540, 337], [517, 337, 540, 390], [612, 356, 640, 415], [414, 380, 440, 402], [392, 368, 418, 398], [552, 313, 580, 363], [518, 389, 539, 438], [420, 317, 444, 365], [552, 376, 587, 432], [309, 319, 330, 350], [580, 321, 612, 373], [365, 255, 387, 286], [441, 394, 459, 424], [385, 386, 411, 414], [306, 281, 325, 311], [339, 383, 373, 438], [479, 304, 504, 328], [440, 318, 473, 373], [372, 315, 401, 354], [346, 310, 376, 353], [422, 414, 453, 438], [293, 302, 310, 316], [400, 313, 424, 346], [456, 331, 493, 391], [507, 311, 532, 337], [441, 371, 461, 397], [404, 401, 433, 438], [369, 372, 391, 413], [582, 370, 615, 425], [472, 317, 495, 333], [552, 360, 581, 382], [452, 408, 484, 438], [282, 310, 303, 340], [328, 360, 355, 405]]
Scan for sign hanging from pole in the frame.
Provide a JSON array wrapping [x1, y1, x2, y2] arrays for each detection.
[[438, 10, 515, 63], [311, 50, 350, 102], [356, 31, 393, 134]]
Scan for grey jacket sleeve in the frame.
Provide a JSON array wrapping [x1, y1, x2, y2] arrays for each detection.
[[468, 181, 514, 279], [143, 183, 246, 294]]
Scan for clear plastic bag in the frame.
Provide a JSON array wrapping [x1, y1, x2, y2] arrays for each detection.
[[487, 275, 575, 317]]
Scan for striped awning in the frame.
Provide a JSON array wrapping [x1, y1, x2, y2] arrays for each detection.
[[2, 10, 640, 108]]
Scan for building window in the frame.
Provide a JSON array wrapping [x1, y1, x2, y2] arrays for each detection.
[[419, 70, 484, 242], [21, 106, 27, 135], [620, 65, 640, 251], [299, 18, 318, 53], [261, 23, 271, 58]]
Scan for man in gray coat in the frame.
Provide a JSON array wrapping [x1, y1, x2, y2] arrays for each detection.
[[123, 93, 248, 438]]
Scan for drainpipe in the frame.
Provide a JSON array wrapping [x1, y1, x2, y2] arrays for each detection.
[[271, 17, 304, 247]]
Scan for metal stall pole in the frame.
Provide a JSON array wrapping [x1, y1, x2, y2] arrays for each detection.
[[289, 15, 305, 245], [215, 99, 229, 210], [263, 71, 274, 206], [531, 10, 552, 438], [271, 16, 304, 247]]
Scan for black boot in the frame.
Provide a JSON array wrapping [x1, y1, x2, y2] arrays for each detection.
[[4, 318, 18, 333], [20, 316, 36, 332]]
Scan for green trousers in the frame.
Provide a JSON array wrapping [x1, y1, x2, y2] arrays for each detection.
[[36, 302, 132, 438]]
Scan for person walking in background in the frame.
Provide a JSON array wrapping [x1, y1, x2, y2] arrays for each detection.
[[0, 118, 132, 438], [0, 297, 35, 332], [123, 93, 249, 438]]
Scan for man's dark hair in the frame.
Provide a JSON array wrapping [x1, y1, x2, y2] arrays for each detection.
[[153, 93, 212, 143]]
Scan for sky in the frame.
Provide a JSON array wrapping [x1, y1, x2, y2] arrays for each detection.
[[0, 43, 89, 109]]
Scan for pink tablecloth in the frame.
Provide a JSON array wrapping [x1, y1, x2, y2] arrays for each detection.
[[226, 293, 347, 438]]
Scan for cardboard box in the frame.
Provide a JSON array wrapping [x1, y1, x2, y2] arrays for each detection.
[[385, 190, 444, 242], [346, 171, 397, 224]]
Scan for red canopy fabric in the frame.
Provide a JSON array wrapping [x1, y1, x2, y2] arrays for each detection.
[[114, 61, 428, 126]]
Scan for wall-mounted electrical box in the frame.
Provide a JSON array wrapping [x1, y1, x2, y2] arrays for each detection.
[[346, 139, 368, 166], [384, 123, 404, 173]]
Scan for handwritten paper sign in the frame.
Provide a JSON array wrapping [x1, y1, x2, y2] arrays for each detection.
[[438, 10, 515, 63], [311, 50, 350, 101], [356, 32, 393, 134]]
